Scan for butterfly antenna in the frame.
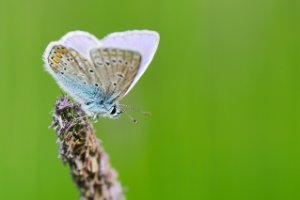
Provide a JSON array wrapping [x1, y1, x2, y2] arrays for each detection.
[[119, 104, 151, 116], [121, 109, 138, 124]]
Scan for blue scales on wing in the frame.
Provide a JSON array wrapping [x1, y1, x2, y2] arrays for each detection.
[[45, 45, 142, 117], [46, 45, 105, 105]]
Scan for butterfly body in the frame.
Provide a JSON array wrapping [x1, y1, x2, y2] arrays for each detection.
[[43, 30, 159, 119]]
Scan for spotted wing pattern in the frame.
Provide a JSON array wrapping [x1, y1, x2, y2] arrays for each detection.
[[46, 45, 104, 104], [100, 31, 159, 95], [89, 47, 141, 101]]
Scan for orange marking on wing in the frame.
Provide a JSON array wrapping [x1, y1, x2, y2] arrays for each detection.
[[53, 58, 59, 63], [56, 53, 62, 58]]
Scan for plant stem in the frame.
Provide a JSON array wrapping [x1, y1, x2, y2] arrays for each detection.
[[50, 96, 125, 200]]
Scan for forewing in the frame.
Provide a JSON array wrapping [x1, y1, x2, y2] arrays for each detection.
[[60, 31, 99, 59], [100, 30, 159, 95], [90, 47, 141, 101], [44, 44, 104, 104]]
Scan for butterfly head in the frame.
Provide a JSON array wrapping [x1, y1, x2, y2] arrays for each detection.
[[82, 100, 122, 119], [106, 103, 122, 118]]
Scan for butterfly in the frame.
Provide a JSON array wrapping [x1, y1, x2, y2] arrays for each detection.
[[43, 30, 159, 119]]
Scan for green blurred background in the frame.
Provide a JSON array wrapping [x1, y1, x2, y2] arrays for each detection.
[[0, 0, 299, 199]]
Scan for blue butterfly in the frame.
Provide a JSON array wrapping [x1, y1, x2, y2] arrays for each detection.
[[43, 30, 159, 120]]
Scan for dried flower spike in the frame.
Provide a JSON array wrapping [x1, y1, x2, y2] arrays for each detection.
[[51, 96, 125, 200]]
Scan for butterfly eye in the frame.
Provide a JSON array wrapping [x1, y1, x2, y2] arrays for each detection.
[[110, 106, 117, 115]]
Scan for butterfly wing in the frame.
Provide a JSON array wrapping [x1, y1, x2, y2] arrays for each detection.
[[60, 31, 99, 59], [43, 44, 104, 105], [43, 30, 159, 105], [99, 30, 159, 96], [89, 47, 142, 101]]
